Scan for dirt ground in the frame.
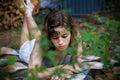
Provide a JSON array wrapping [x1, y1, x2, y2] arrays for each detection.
[[0, 28, 21, 49]]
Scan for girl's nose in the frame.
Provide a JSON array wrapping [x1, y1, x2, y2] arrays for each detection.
[[58, 37, 63, 45]]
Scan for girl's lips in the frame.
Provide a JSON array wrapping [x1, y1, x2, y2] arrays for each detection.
[[58, 46, 65, 49]]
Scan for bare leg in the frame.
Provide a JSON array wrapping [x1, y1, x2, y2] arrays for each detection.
[[20, 17, 29, 46], [23, 0, 41, 40], [29, 41, 42, 69], [20, 0, 41, 45], [22, 0, 42, 68], [26, 15, 41, 39]]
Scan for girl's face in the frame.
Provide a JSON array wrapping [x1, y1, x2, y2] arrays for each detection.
[[51, 26, 71, 51]]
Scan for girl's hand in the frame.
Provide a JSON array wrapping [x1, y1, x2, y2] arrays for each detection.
[[50, 76, 62, 80]]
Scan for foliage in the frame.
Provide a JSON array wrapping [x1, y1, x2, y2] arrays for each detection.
[[81, 17, 120, 68]]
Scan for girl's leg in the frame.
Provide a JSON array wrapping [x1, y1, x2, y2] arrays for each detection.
[[20, 0, 41, 46], [23, 0, 41, 40], [25, 15, 41, 40], [29, 40, 42, 69], [20, 17, 29, 46], [21, 0, 42, 69]]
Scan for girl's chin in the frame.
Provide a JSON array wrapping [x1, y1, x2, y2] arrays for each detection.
[[57, 47, 67, 51], [57, 49, 65, 51]]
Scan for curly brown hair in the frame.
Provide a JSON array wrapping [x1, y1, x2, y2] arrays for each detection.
[[42, 10, 81, 55]]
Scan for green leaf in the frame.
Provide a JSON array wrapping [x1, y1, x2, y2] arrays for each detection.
[[6, 56, 17, 65], [53, 68, 66, 76], [83, 23, 96, 31]]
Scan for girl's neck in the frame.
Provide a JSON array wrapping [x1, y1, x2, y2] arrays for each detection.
[[55, 49, 63, 53], [54, 50, 66, 61]]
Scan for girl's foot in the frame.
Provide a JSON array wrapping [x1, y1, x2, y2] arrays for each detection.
[[22, 0, 34, 16]]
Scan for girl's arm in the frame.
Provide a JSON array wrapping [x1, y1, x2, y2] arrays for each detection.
[[36, 62, 103, 79], [36, 64, 81, 79]]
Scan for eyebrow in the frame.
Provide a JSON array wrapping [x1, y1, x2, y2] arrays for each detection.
[[52, 31, 69, 37], [55, 30, 69, 34]]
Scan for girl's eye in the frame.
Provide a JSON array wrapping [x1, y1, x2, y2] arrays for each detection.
[[62, 34, 68, 38]]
